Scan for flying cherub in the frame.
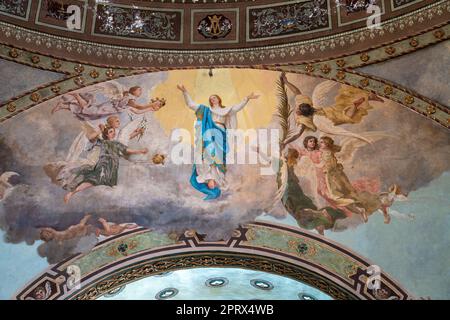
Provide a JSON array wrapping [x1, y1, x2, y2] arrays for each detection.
[[280, 73, 385, 149], [51, 81, 166, 121]]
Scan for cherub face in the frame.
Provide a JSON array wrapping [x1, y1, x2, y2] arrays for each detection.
[[307, 138, 316, 150], [34, 288, 46, 300], [153, 100, 162, 110], [319, 139, 327, 150], [106, 128, 116, 140], [132, 87, 142, 97], [110, 118, 120, 129]]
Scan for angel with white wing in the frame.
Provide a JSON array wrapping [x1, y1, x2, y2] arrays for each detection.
[[280, 73, 385, 149], [51, 81, 165, 121]]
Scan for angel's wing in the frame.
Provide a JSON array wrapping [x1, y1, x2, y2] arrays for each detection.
[[88, 81, 124, 100], [336, 132, 393, 165], [311, 80, 340, 109], [66, 121, 99, 163], [117, 115, 141, 146], [314, 116, 373, 143]]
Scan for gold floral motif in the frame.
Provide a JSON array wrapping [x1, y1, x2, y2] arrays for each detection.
[[336, 70, 346, 80], [74, 64, 85, 74], [385, 46, 396, 55], [360, 78, 370, 87], [30, 92, 41, 102], [426, 105, 436, 115], [107, 240, 138, 257], [360, 53, 370, 62], [51, 60, 62, 69], [9, 48, 19, 58], [320, 64, 331, 74], [106, 69, 116, 78], [409, 38, 419, 47], [404, 96, 415, 105], [6, 103, 16, 113], [305, 64, 315, 73], [51, 86, 61, 94], [336, 59, 346, 68], [30, 55, 40, 64], [74, 77, 85, 86], [384, 86, 393, 95], [433, 29, 445, 39], [89, 70, 99, 79]]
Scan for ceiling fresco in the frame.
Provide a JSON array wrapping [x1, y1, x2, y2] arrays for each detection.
[[0, 0, 449, 302]]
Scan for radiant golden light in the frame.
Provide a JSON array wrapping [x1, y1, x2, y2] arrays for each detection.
[[152, 69, 280, 139]]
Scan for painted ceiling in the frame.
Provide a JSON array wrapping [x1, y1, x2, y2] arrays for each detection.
[[0, 0, 449, 300]]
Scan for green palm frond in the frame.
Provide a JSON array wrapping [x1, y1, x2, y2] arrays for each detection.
[[275, 77, 293, 142]]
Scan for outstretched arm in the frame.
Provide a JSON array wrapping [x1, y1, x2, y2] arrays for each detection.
[[125, 147, 148, 155], [128, 99, 158, 111], [230, 92, 260, 114], [280, 125, 306, 151], [177, 84, 199, 111], [281, 72, 302, 96]]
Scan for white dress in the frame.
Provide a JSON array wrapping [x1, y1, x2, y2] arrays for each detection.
[[182, 92, 249, 186]]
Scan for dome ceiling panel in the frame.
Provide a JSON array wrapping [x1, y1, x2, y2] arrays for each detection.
[[0, 0, 448, 67], [356, 40, 450, 108]]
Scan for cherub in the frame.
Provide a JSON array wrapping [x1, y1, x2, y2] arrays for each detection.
[[25, 281, 52, 300], [95, 218, 138, 237], [39, 214, 93, 244], [51, 81, 166, 120]]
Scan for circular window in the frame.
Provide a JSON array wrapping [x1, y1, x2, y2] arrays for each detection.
[[155, 288, 179, 300], [250, 279, 274, 291], [104, 285, 125, 298], [298, 292, 317, 300], [205, 277, 229, 287]]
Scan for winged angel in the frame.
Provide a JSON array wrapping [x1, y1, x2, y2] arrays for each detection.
[[272, 74, 410, 235], [51, 81, 165, 120], [45, 81, 167, 203]]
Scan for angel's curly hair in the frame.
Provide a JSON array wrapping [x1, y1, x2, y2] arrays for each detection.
[[319, 136, 342, 153], [303, 136, 318, 150]]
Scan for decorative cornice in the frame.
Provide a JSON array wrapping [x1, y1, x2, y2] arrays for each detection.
[[0, 1, 448, 67], [14, 223, 413, 300]]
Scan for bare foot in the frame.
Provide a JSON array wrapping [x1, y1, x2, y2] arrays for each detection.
[[64, 192, 73, 204], [98, 218, 107, 223], [384, 214, 391, 224], [361, 209, 368, 223]]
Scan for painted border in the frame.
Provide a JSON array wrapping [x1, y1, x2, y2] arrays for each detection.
[[90, 3, 184, 44], [245, 0, 333, 42], [34, 0, 88, 34]]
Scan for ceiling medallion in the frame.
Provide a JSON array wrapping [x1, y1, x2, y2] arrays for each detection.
[[197, 14, 233, 39], [250, 279, 274, 291], [205, 277, 229, 288], [30, 92, 41, 102], [155, 288, 179, 300]]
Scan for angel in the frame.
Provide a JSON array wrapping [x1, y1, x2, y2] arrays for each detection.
[[95, 218, 138, 237], [280, 73, 384, 149], [0, 171, 19, 200], [51, 81, 166, 121], [39, 214, 93, 244], [61, 125, 148, 203]]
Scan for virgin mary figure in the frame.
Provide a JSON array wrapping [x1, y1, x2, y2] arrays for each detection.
[[177, 84, 259, 200]]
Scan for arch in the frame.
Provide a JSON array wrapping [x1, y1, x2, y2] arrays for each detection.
[[14, 222, 412, 300]]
